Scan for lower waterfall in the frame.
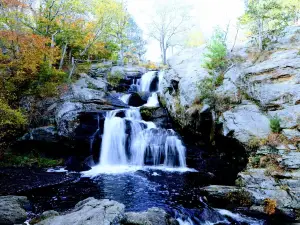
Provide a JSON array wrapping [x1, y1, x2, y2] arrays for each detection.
[[85, 107, 187, 175], [100, 108, 186, 167]]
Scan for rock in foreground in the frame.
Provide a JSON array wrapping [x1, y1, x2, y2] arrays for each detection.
[[0, 196, 29, 225], [36, 197, 178, 225]]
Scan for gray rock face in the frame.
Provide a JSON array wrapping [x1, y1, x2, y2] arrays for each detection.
[[123, 208, 179, 225], [0, 196, 29, 225], [282, 129, 300, 140], [281, 152, 300, 169], [222, 101, 271, 144], [36, 198, 178, 225], [111, 66, 146, 79], [20, 126, 58, 142], [201, 168, 300, 218], [37, 197, 125, 225], [161, 47, 210, 108], [268, 105, 300, 129]]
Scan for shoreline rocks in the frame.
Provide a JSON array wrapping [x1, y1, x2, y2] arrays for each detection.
[[0, 196, 29, 225], [34, 197, 178, 225]]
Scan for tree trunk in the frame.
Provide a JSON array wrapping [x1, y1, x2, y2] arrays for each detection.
[[162, 48, 167, 65], [68, 57, 76, 80], [59, 43, 68, 70], [258, 19, 263, 51]]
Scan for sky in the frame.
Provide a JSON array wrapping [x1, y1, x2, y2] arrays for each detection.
[[126, 0, 245, 62]]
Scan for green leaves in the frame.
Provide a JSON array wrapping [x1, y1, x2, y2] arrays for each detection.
[[203, 28, 227, 72], [240, 0, 299, 50]]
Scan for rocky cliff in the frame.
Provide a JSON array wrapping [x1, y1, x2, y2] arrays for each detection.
[[160, 26, 300, 220]]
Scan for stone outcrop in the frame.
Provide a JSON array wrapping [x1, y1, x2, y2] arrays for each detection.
[[221, 101, 271, 144], [0, 196, 29, 225], [111, 66, 146, 79], [123, 207, 178, 225], [37, 198, 125, 225], [163, 26, 300, 220], [35, 197, 177, 225]]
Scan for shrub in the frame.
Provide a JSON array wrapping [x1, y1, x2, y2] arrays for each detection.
[[264, 198, 277, 215], [203, 28, 227, 72], [0, 99, 27, 159], [107, 71, 123, 87], [226, 190, 252, 206], [0, 150, 63, 167], [270, 116, 281, 133], [248, 137, 261, 150], [31, 62, 67, 97]]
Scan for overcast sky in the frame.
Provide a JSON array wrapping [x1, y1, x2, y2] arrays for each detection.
[[127, 0, 245, 61]]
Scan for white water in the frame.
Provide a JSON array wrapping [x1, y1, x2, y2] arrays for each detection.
[[138, 71, 157, 92], [119, 94, 131, 104], [84, 107, 186, 175], [144, 93, 159, 107], [84, 70, 187, 176]]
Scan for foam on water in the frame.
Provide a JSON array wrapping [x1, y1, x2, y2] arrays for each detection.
[[144, 93, 159, 107], [138, 71, 157, 92]]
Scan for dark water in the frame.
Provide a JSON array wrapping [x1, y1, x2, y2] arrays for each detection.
[[24, 168, 266, 225]]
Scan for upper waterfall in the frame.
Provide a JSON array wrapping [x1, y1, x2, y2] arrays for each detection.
[[138, 71, 158, 92]]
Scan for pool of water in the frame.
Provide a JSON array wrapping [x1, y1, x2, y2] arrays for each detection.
[[26, 167, 266, 225]]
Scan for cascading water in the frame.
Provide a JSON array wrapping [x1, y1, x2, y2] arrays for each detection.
[[85, 70, 187, 174], [138, 71, 157, 92], [96, 107, 186, 169]]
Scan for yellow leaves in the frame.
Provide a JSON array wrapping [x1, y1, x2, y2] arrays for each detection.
[[0, 31, 59, 86], [264, 198, 277, 215]]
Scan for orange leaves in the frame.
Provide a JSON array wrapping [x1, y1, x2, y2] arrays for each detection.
[[0, 31, 59, 78], [1, 0, 27, 8]]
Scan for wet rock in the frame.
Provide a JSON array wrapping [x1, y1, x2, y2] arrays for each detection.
[[128, 92, 149, 107], [37, 198, 125, 225], [20, 126, 58, 142], [123, 207, 179, 225], [140, 107, 171, 128], [41, 210, 60, 219], [0, 196, 29, 225], [222, 101, 271, 144], [65, 156, 92, 172]]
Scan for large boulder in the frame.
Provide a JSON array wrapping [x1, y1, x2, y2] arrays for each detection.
[[20, 126, 58, 142], [128, 92, 150, 107], [0, 196, 29, 225], [160, 47, 210, 109], [36, 198, 179, 225], [221, 101, 271, 144], [37, 198, 125, 225], [201, 168, 300, 219], [123, 208, 179, 225]]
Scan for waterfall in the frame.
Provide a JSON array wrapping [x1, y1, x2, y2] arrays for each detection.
[[138, 71, 157, 92], [98, 108, 186, 169], [119, 94, 131, 104], [144, 93, 159, 107], [100, 111, 127, 166], [85, 70, 187, 174]]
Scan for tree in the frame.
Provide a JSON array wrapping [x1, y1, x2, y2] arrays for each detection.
[[110, 1, 130, 65], [126, 17, 147, 62], [148, 1, 190, 65], [240, 0, 300, 51]]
